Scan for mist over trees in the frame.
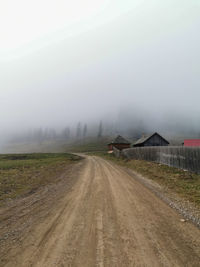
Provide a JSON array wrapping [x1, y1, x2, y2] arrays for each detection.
[[76, 122, 82, 140], [62, 127, 70, 140], [2, 105, 200, 150], [83, 124, 87, 139], [1, 1, 199, 152], [97, 121, 103, 138]]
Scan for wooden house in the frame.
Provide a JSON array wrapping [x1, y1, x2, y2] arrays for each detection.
[[133, 132, 169, 147], [108, 135, 131, 151]]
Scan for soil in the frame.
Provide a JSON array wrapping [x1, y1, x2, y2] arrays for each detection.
[[0, 156, 200, 266]]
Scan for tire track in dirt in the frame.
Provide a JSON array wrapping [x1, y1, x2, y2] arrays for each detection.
[[1, 156, 200, 267], [99, 157, 200, 266]]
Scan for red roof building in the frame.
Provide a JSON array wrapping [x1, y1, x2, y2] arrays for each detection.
[[184, 139, 200, 147]]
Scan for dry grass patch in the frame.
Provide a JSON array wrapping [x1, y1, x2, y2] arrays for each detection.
[[0, 153, 82, 203]]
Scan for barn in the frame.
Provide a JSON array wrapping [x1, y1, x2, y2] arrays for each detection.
[[108, 135, 131, 151], [184, 139, 200, 147], [133, 132, 169, 147]]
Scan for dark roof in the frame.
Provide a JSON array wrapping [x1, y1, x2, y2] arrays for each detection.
[[134, 132, 169, 146], [109, 135, 130, 145]]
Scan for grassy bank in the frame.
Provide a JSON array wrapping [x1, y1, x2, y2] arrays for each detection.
[[93, 152, 200, 208], [0, 153, 82, 203]]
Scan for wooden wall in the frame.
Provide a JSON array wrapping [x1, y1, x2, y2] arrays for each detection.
[[120, 146, 200, 174], [144, 134, 169, 146]]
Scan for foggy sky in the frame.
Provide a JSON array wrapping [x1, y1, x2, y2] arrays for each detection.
[[0, 0, 200, 136]]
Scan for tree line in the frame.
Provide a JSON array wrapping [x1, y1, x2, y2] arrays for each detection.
[[11, 121, 104, 144]]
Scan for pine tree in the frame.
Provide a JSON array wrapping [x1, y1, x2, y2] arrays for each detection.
[[97, 121, 103, 138], [83, 124, 87, 138], [76, 122, 82, 139], [62, 127, 70, 140]]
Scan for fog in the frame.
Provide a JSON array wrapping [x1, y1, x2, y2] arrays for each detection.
[[0, 0, 200, 147]]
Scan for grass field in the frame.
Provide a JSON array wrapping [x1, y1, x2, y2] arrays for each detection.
[[2, 137, 111, 154], [0, 153, 82, 203], [65, 137, 110, 153], [93, 152, 200, 208]]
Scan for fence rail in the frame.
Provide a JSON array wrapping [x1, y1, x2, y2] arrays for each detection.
[[119, 146, 200, 174], [113, 147, 121, 158]]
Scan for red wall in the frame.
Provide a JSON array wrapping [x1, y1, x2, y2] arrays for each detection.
[[184, 139, 200, 147], [108, 144, 130, 151], [108, 144, 113, 151]]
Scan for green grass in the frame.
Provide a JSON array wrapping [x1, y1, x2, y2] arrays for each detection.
[[93, 152, 200, 208], [0, 153, 82, 203], [65, 137, 110, 153], [3, 137, 111, 154], [0, 153, 80, 169]]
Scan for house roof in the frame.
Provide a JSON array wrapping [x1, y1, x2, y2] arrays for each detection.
[[134, 132, 169, 146], [109, 135, 130, 145]]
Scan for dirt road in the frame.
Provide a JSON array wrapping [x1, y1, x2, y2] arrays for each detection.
[[1, 156, 200, 266]]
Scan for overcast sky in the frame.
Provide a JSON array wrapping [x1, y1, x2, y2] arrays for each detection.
[[0, 0, 200, 133]]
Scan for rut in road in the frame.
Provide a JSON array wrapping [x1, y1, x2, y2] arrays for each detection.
[[4, 156, 200, 267]]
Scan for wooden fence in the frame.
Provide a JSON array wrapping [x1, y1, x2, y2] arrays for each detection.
[[113, 147, 121, 158], [119, 146, 200, 174]]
